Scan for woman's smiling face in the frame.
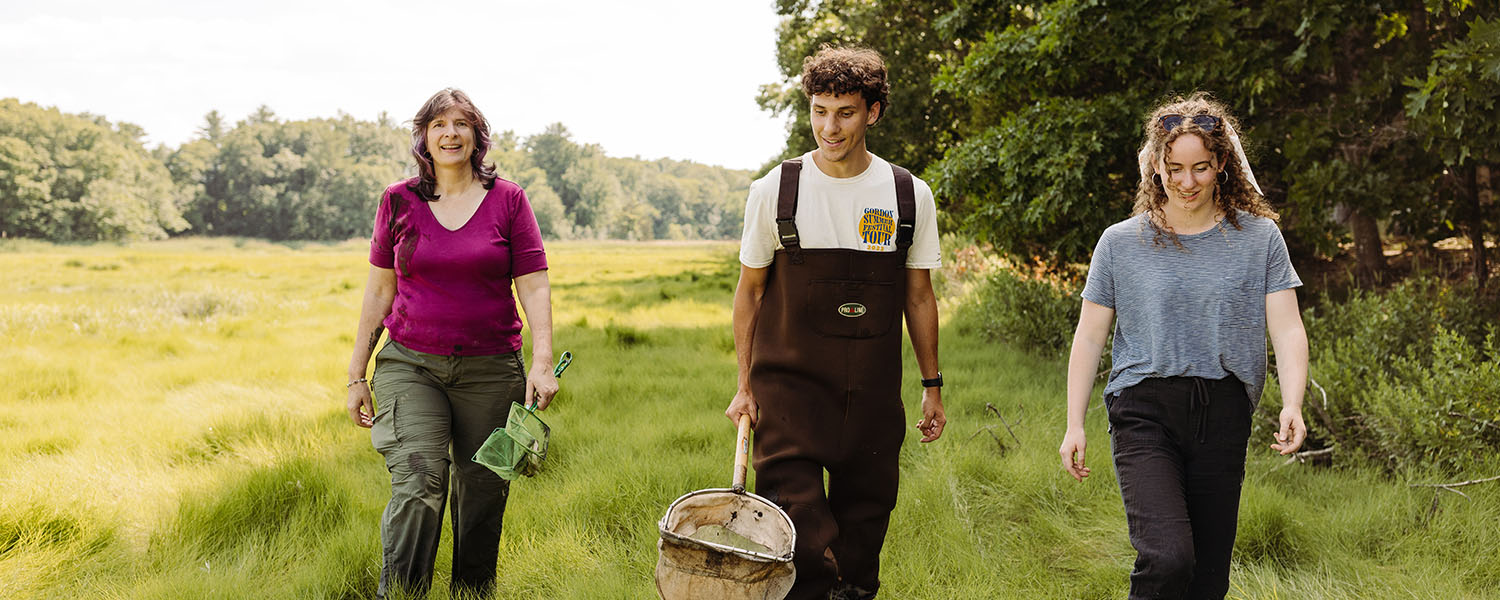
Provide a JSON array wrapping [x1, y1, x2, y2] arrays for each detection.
[[424, 107, 474, 169], [1159, 133, 1222, 212]]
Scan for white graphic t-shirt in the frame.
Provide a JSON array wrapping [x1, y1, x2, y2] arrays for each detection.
[[739, 152, 942, 269]]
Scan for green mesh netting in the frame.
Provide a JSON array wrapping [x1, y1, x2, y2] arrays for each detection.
[[473, 402, 550, 480]]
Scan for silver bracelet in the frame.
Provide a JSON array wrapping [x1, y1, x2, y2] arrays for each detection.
[[346, 377, 368, 388]]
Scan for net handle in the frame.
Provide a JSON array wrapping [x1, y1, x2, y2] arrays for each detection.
[[732, 414, 751, 493], [525, 351, 572, 410], [517, 402, 538, 423]]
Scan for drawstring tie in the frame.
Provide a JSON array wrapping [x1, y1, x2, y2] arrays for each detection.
[[1191, 377, 1211, 444]]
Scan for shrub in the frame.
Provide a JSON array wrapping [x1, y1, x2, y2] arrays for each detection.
[[956, 267, 1080, 357], [1360, 328, 1500, 473], [1288, 277, 1500, 474]]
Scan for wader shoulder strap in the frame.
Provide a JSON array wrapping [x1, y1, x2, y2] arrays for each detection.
[[775, 159, 803, 260], [892, 163, 916, 250], [777, 158, 914, 254]]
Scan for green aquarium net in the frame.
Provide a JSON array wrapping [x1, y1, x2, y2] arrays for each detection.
[[473, 402, 551, 480]]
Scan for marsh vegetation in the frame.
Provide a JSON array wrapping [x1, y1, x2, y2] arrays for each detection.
[[0, 239, 1496, 599]]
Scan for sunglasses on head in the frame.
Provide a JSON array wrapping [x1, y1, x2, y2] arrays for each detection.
[[1160, 114, 1222, 133]]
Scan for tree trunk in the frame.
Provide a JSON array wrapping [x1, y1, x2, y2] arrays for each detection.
[[1348, 207, 1385, 284], [1474, 164, 1494, 291]]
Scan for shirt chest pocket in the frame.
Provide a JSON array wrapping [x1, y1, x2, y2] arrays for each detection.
[[1216, 273, 1264, 329], [805, 279, 901, 339]]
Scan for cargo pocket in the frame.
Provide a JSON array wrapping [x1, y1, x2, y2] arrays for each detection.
[[805, 279, 899, 339], [370, 341, 405, 455], [370, 392, 399, 456]]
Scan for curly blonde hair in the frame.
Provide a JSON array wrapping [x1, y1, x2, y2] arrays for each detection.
[[1133, 93, 1277, 248]]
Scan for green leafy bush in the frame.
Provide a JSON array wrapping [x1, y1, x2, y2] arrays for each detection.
[[955, 267, 1080, 357], [1285, 278, 1500, 474], [1360, 328, 1500, 473]]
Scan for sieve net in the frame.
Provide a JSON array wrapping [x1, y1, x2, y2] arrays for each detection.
[[473, 402, 550, 480]]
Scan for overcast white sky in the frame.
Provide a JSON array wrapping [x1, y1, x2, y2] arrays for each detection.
[[0, 0, 791, 170]]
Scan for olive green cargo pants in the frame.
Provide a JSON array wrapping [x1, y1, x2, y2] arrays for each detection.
[[370, 340, 525, 599]]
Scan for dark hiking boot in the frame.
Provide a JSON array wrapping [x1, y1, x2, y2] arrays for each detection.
[[829, 582, 877, 600]]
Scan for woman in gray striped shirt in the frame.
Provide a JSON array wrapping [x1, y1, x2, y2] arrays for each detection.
[[1058, 93, 1310, 600]]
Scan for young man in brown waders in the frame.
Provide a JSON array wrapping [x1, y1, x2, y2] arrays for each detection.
[[724, 46, 947, 600]]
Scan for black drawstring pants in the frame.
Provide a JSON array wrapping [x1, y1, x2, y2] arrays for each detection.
[[1107, 376, 1252, 600]]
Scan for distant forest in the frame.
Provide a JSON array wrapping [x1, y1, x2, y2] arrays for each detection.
[[0, 98, 751, 242]]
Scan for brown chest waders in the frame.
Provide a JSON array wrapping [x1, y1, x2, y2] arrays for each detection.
[[750, 158, 915, 599]]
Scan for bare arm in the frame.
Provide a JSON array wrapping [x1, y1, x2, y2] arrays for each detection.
[[724, 264, 768, 427], [514, 269, 559, 410], [1266, 288, 1308, 454], [1059, 299, 1114, 481], [905, 268, 945, 442], [346, 266, 396, 427]]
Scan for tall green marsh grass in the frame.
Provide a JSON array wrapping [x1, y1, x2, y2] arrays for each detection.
[[0, 238, 1496, 598]]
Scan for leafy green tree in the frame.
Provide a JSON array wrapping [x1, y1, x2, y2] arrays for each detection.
[[562, 155, 624, 235], [525, 180, 571, 240], [658, 158, 751, 238], [180, 112, 406, 239], [2, 100, 750, 242], [526, 123, 586, 213], [161, 138, 216, 230], [639, 171, 689, 238], [759, 0, 1009, 175], [496, 148, 572, 240], [1250, 2, 1473, 281], [526, 123, 581, 182], [921, 1, 1264, 265], [0, 135, 51, 238], [244, 105, 278, 126], [0, 98, 186, 241], [1405, 14, 1500, 287], [766, 1, 1498, 281], [196, 110, 226, 144]]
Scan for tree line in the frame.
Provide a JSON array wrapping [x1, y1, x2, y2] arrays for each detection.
[[0, 99, 749, 242], [761, 0, 1498, 286]]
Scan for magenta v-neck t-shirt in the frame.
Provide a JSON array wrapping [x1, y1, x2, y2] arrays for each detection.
[[369, 177, 548, 356]]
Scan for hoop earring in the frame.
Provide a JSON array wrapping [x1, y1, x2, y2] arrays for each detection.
[[1152, 173, 1163, 190], [1217, 169, 1228, 184]]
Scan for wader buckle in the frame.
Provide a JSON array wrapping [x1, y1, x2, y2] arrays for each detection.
[[776, 217, 804, 264], [776, 218, 799, 247]]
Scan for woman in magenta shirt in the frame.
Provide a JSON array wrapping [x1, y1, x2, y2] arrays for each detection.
[[344, 88, 558, 599]]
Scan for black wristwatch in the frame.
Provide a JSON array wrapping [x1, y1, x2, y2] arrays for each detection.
[[921, 372, 943, 388]]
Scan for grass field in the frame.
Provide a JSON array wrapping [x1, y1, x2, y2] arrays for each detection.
[[1, 238, 1496, 599]]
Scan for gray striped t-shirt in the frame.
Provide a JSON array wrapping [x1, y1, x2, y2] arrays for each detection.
[[1081, 211, 1301, 408]]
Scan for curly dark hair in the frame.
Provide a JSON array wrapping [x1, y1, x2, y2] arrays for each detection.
[[1133, 92, 1278, 248], [800, 46, 890, 121], [407, 88, 497, 202]]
